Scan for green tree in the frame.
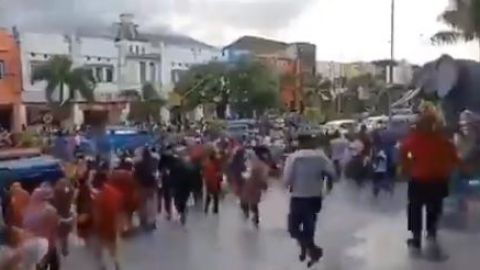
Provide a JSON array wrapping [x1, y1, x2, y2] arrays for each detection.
[[126, 83, 166, 122], [431, 0, 480, 56], [175, 60, 280, 119], [31, 55, 95, 120]]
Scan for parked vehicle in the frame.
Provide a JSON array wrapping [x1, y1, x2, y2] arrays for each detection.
[[226, 119, 258, 139], [323, 119, 358, 134], [0, 148, 64, 192]]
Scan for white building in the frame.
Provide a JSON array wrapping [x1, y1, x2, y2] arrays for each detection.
[[17, 14, 222, 125], [19, 31, 123, 125]]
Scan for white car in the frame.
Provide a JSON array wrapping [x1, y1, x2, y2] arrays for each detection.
[[323, 119, 358, 134]]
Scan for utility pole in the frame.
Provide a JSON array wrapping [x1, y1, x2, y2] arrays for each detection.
[[389, 0, 395, 84], [388, 0, 395, 119]]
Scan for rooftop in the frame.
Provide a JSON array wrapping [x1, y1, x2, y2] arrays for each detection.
[[225, 35, 288, 55]]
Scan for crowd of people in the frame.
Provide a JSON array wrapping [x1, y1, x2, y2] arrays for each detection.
[[0, 103, 472, 269], [0, 132, 278, 269]]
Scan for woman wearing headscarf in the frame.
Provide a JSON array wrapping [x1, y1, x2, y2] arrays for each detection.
[[7, 182, 30, 227], [240, 147, 269, 227], [22, 186, 59, 270], [401, 103, 459, 257]]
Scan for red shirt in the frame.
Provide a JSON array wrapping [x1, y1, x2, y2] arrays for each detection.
[[203, 158, 222, 193], [401, 130, 459, 181], [93, 184, 122, 243]]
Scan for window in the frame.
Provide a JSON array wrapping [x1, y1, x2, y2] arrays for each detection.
[[0, 60, 4, 79], [149, 62, 156, 82], [141, 47, 145, 55], [95, 67, 103, 82], [139, 61, 146, 83], [30, 61, 45, 78], [105, 67, 113, 82], [135, 46, 139, 55], [129, 46, 134, 54]]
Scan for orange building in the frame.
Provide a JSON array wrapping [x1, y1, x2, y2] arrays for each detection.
[[258, 55, 299, 110], [0, 29, 23, 131], [226, 36, 316, 112]]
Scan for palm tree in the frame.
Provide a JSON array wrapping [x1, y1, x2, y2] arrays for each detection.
[[431, 0, 480, 57], [126, 83, 166, 122], [31, 55, 95, 119]]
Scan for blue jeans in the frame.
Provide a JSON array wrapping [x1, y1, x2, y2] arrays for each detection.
[[288, 197, 322, 248]]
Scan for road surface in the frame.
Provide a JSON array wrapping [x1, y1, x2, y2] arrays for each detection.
[[63, 181, 480, 270]]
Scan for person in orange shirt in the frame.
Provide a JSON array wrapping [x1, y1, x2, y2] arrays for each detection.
[[109, 164, 139, 236], [92, 170, 123, 270], [400, 106, 459, 257], [7, 182, 30, 227], [203, 151, 222, 214]]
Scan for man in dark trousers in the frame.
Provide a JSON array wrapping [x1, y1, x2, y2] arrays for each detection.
[[400, 105, 459, 258], [283, 132, 337, 268], [168, 151, 194, 225]]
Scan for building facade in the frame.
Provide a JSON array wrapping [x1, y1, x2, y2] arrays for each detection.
[[0, 28, 23, 131], [224, 36, 317, 112], [15, 14, 222, 126]]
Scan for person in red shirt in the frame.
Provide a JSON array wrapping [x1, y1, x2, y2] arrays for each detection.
[[400, 107, 459, 256], [203, 151, 222, 214], [109, 165, 139, 236], [92, 170, 123, 270]]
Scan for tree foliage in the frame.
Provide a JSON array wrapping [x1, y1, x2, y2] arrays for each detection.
[[32, 55, 95, 106], [126, 83, 166, 122], [431, 0, 480, 49], [175, 60, 280, 118]]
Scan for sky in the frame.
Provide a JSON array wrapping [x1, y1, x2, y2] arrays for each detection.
[[0, 0, 477, 64]]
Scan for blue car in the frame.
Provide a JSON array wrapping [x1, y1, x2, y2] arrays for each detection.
[[0, 148, 64, 192], [79, 126, 158, 158]]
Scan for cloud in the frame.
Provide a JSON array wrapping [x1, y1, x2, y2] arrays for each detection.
[[0, 0, 314, 42]]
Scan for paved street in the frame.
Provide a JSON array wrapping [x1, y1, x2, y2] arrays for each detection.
[[63, 181, 480, 270]]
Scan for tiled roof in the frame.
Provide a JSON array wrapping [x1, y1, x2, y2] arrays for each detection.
[[225, 36, 288, 55]]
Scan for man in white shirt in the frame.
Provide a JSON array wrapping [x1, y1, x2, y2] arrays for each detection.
[[283, 132, 337, 267]]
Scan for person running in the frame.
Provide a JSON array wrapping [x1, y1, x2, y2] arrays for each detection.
[[52, 179, 75, 256], [109, 165, 139, 236], [91, 170, 123, 270], [400, 105, 459, 258], [190, 141, 205, 207], [170, 152, 194, 225], [23, 186, 59, 270], [203, 151, 222, 214], [6, 182, 30, 227], [240, 147, 269, 227], [75, 159, 95, 245], [158, 146, 176, 220], [283, 133, 336, 267], [134, 148, 158, 231], [329, 130, 349, 177], [371, 148, 389, 197]]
